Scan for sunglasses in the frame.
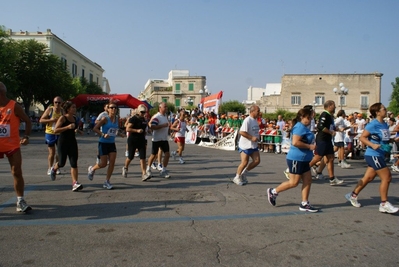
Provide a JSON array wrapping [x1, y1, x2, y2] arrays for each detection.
[[54, 101, 61, 104], [109, 106, 117, 109], [140, 111, 146, 114]]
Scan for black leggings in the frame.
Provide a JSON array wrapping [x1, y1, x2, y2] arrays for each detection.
[[57, 142, 78, 168]]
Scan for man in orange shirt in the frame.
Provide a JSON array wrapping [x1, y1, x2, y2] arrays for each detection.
[[0, 82, 32, 212]]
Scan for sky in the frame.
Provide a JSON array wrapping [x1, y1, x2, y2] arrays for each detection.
[[2, 0, 399, 116]]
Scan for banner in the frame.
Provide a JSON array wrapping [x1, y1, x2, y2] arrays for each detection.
[[185, 126, 198, 144], [201, 91, 223, 114]]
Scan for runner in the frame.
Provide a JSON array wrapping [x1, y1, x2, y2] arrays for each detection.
[[39, 96, 63, 176], [0, 82, 32, 212], [345, 103, 398, 213], [50, 101, 83, 191], [87, 101, 125, 189], [232, 105, 261, 185], [267, 108, 318, 212], [171, 109, 188, 164]]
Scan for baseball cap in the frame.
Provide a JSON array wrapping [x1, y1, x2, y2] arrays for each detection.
[[138, 105, 147, 113]]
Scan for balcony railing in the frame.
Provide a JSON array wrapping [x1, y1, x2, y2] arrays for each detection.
[[360, 104, 368, 110]]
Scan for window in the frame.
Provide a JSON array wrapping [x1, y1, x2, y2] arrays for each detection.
[[175, 99, 181, 107], [61, 57, 67, 70], [314, 96, 324, 105], [339, 95, 346, 107], [82, 68, 85, 78], [89, 73, 93, 83], [361, 95, 369, 109], [72, 63, 77, 77], [188, 83, 194, 91], [291, 95, 301, 105], [162, 98, 168, 103], [175, 83, 181, 93]]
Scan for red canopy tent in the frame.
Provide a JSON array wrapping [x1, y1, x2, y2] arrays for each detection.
[[200, 91, 223, 114], [70, 94, 148, 109]]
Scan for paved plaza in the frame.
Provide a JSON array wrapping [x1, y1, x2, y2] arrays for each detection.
[[0, 132, 398, 267]]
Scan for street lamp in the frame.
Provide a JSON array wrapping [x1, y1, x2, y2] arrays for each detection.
[[333, 83, 349, 110], [199, 85, 211, 97], [185, 96, 194, 106]]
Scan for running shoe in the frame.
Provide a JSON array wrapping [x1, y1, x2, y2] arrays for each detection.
[[340, 160, 351, 169], [157, 164, 163, 171], [161, 169, 171, 179], [329, 177, 344, 186], [103, 180, 113, 190], [145, 170, 153, 179], [134, 151, 140, 157], [283, 168, 290, 180], [96, 157, 100, 164], [16, 199, 32, 212], [267, 188, 277, 206], [379, 202, 399, 213], [87, 166, 95, 181], [150, 163, 157, 170], [125, 150, 129, 157], [299, 203, 318, 212], [314, 173, 324, 180], [72, 182, 83, 192], [172, 151, 177, 160], [47, 168, 51, 175], [232, 175, 244, 186], [142, 172, 151, 181], [50, 167, 56, 181], [179, 158, 185, 164], [345, 193, 361, 208], [241, 172, 248, 185], [391, 165, 399, 173], [122, 167, 128, 178], [56, 168, 61, 175]]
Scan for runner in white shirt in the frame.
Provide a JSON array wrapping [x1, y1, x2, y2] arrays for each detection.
[[232, 105, 261, 186]]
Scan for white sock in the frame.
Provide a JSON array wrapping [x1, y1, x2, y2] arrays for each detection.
[[17, 197, 23, 202], [301, 201, 309, 206], [271, 189, 278, 195]]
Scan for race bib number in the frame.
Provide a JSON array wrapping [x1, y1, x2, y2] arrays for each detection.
[[0, 124, 11, 137], [380, 129, 390, 141], [107, 128, 118, 136]]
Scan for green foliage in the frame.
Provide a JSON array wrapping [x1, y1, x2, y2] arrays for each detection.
[[220, 100, 246, 114], [388, 77, 399, 114], [262, 109, 297, 121], [0, 27, 18, 96]]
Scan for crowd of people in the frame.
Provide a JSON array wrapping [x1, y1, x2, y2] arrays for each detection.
[[1, 79, 397, 215]]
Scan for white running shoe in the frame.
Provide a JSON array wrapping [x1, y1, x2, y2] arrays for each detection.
[[134, 151, 140, 157], [345, 193, 361, 207], [330, 177, 344, 185], [179, 158, 185, 164], [379, 202, 399, 213], [16, 199, 32, 212], [161, 169, 171, 179], [391, 165, 399, 173], [172, 151, 177, 160], [87, 166, 95, 181], [283, 168, 289, 180], [151, 163, 157, 170], [122, 167, 128, 178], [341, 160, 351, 169], [232, 175, 244, 186], [47, 168, 51, 175], [72, 182, 83, 192], [157, 164, 163, 171], [142, 172, 151, 181], [125, 150, 129, 157]]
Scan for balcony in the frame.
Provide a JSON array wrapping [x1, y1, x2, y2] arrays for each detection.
[[360, 104, 368, 110], [173, 91, 182, 95]]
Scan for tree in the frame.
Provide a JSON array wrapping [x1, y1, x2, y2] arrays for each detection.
[[149, 102, 176, 117], [0, 27, 18, 97], [219, 100, 246, 114], [388, 77, 399, 115]]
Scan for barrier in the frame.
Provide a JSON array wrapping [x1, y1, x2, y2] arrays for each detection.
[[198, 128, 238, 151]]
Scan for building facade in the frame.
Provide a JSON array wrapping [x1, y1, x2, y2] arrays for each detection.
[[8, 28, 108, 93], [138, 70, 207, 108], [257, 73, 382, 115]]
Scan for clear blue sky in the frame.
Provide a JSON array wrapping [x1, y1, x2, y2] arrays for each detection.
[[2, 0, 398, 111]]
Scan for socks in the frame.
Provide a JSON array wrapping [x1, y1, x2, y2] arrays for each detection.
[[17, 196, 23, 202], [271, 188, 278, 195], [301, 201, 308, 206]]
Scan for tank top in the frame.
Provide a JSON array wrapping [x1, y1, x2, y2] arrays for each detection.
[[0, 100, 21, 152], [45, 107, 63, 134], [58, 115, 77, 145], [99, 116, 119, 143]]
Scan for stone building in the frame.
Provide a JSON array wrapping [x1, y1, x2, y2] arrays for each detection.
[[138, 70, 207, 108], [258, 73, 382, 115]]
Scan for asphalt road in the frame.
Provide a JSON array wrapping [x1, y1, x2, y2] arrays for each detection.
[[0, 132, 398, 267]]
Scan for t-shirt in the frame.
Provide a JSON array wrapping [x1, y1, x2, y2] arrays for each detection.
[[287, 122, 315, 162], [238, 116, 259, 149], [128, 115, 148, 141], [334, 116, 346, 142], [150, 112, 169, 142], [364, 119, 390, 157], [316, 110, 334, 142]]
